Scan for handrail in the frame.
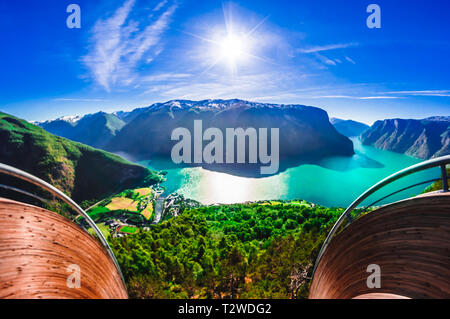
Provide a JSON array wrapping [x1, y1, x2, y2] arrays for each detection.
[[0, 163, 126, 287], [0, 183, 50, 204], [363, 178, 442, 210], [312, 155, 450, 277]]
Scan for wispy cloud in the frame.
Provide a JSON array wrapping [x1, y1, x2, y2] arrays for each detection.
[[83, 0, 177, 91], [383, 90, 450, 97], [315, 53, 336, 66], [141, 73, 192, 82], [141, 71, 310, 101], [345, 56, 356, 64], [314, 95, 400, 100], [297, 42, 358, 54], [153, 0, 168, 12], [53, 98, 106, 102]]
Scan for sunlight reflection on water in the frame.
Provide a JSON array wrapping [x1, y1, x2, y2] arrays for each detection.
[[140, 139, 439, 207]]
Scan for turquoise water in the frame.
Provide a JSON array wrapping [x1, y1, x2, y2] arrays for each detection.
[[140, 138, 440, 208]]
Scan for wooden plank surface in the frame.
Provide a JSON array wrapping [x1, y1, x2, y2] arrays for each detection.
[[0, 198, 128, 299], [309, 193, 450, 299]]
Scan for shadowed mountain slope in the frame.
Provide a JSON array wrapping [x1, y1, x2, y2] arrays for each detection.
[[0, 112, 162, 206], [361, 117, 450, 159]]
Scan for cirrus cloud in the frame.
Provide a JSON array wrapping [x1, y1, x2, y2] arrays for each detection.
[[83, 0, 177, 92]]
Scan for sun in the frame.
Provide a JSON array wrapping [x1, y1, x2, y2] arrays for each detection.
[[184, 6, 270, 75], [220, 33, 247, 65]]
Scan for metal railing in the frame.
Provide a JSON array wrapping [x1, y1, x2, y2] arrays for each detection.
[[0, 163, 126, 287], [312, 155, 450, 277]]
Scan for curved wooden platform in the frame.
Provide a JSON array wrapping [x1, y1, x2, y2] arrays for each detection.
[[0, 198, 128, 299], [309, 193, 450, 299]]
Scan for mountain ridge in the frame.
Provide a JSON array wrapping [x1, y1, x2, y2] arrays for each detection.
[[0, 112, 163, 207], [361, 117, 450, 159], [38, 111, 126, 149]]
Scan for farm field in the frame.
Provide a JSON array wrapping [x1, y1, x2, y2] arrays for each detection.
[[141, 203, 154, 220], [87, 187, 158, 226], [134, 188, 152, 197], [106, 197, 139, 211]]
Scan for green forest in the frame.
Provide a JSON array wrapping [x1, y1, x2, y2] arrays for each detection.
[[110, 201, 345, 299]]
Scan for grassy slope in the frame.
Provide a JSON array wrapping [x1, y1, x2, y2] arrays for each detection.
[[0, 112, 163, 207]]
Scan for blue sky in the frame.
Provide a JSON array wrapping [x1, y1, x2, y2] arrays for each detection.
[[0, 0, 449, 124]]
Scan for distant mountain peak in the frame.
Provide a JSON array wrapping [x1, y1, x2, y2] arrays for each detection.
[[330, 118, 370, 137], [424, 116, 450, 122], [38, 111, 125, 149], [35, 114, 82, 125]]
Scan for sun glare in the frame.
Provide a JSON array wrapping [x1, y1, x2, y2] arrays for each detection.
[[220, 33, 246, 65], [189, 6, 269, 75]]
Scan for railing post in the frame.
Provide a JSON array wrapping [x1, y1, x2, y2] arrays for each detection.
[[346, 214, 353, 224], [441, 165, 449, 192]]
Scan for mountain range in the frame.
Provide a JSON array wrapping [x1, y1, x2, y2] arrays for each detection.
[[37, 99, 355, 176], [361, 117, 450, 159], [36, 100, 449, 167]]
